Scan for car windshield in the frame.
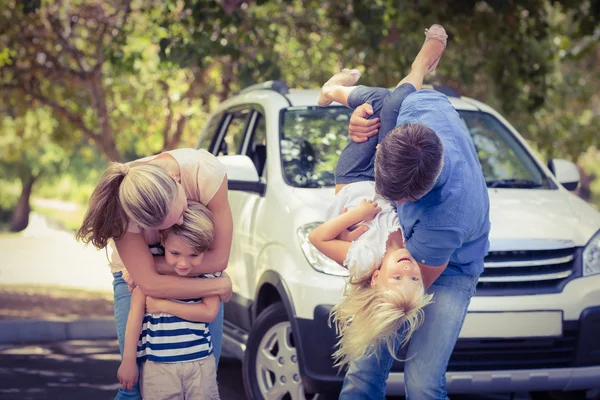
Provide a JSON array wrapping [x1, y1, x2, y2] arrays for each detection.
[[280, 106, 549, 189]]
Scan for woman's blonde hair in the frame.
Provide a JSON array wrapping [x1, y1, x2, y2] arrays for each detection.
[[76, 162, 178, 249], [329, 271, 434, 369], [161, 201, 215, 254]]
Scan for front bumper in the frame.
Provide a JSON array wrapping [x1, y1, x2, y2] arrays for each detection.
[[386, 366, 600, 394], [294, 305, 600, 395]]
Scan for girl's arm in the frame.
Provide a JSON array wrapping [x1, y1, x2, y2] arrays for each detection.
[[115, 233, 231, 299], [146, 295, 221, 323], [117, 287, 145, 391], [190, 178, 233, 274], [309, 200, 381, 265]]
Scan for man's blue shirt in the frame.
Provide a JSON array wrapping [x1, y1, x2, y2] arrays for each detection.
[[395, 90, 491, 277]]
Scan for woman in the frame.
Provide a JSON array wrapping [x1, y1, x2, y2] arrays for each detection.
[[77, 148, 233, 400]]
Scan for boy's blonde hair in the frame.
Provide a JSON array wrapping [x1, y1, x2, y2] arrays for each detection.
[[77, 162, 178, 249], [329, 270, 434, 369], [161, 201, 215, 254]]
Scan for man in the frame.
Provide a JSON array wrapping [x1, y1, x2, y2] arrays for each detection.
[[338, 76, 491, 399]]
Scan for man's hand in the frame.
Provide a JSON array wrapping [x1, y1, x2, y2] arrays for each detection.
[[349, 103, 380, 143], [117, 360, 138, 392]]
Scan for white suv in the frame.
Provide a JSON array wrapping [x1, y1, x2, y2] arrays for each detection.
[[196, 81, 600, 400]]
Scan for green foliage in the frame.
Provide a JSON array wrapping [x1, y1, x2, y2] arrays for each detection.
[[0, 0, 599, 213]]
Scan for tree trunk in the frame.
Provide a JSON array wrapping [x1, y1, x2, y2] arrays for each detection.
[[10, 175, 37, 232]]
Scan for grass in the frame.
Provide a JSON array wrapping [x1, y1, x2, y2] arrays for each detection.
[[0, 284, 113, 320]]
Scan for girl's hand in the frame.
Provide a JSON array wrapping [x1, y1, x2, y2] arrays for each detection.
[[117, 360, 138, 391], [355, 199, 381, 221], [145, 296, 167, 314]]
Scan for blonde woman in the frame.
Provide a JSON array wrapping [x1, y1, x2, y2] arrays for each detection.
[[77, 148, 233, 400]]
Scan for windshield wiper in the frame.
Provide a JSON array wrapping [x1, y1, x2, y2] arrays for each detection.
[[486, 179, 543, 189]]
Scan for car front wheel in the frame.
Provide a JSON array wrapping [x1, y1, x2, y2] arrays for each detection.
[[242, 302, 320, 400]]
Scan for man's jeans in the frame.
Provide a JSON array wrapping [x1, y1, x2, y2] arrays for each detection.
[[112, 272, 225, 400], [339, 274, 478, 400]]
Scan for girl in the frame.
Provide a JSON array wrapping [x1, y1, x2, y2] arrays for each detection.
[[309, 24, 447, 368], [77, 148, 233, 399], [118, 202, 221, 400]]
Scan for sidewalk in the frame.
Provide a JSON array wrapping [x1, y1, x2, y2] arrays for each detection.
[[0, 212, 116, 343]]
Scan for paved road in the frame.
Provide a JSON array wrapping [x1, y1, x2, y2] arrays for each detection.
[[0, 340, 539, 400]]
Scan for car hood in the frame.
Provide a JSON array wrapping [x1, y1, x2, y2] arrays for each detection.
[[488, 189, 600, 248], [289, 187, 600, 249]]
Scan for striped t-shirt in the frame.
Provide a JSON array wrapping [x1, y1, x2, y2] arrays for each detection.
[[136, 273, 220, 363]]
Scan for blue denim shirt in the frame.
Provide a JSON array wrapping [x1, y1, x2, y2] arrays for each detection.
[[395, 90, 490, 277]]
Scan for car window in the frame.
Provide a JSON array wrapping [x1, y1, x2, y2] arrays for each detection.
[[245, 113, 267, 177], [460, 111, 548, 188], [197, 112, 224, 151], [280, 106, 352, 188], [217, 109, 251, 156], [279, 106, 548, 189]]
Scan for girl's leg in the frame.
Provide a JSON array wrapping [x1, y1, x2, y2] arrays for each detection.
[[317, 69, 361, 106], [334, 85, 391, 186], [113, 272, 142, 399], [378, 24, 448, 142]]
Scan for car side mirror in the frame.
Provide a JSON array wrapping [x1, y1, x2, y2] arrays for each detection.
[[217, 155, 266, 196], [548, 158, 580, 191]]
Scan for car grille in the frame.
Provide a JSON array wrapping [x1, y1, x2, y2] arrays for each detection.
[[391, 324, 578, 372], [476, 247, 580, 295], [447, 324, 578, 371]]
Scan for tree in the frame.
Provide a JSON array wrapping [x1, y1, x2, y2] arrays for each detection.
[[0, 104, 69, 231]]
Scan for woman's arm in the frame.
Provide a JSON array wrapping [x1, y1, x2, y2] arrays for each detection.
[[309, 200, 381, 265], [190, 178, 233, 274], [115, 232, 231, 299], [117, 287, 145, 391], [146, 295, 221, 323]]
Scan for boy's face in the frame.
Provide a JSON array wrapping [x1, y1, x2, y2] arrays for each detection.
[[371, 248, 423, 296], [164, 235, 205, 276]]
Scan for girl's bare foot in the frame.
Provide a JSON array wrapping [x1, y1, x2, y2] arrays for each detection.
[[318, 68, 361, 106], [413, 24, 448, 74]]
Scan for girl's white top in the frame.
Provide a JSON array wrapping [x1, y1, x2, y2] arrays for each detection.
[[325, 181, 402, 280]]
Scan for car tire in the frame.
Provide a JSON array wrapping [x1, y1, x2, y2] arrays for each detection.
[[242, 302, 320, 400], [529, 391, 588, 400]]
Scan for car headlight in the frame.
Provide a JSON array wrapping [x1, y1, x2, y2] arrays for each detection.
[[297, 222, 350, 277], [583, 230, 600, 276]]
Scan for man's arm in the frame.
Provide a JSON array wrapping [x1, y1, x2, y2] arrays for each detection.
[[406, 226, 464, 289]]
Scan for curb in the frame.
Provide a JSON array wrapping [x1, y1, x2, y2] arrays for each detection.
[[0, 317, 116, 343]]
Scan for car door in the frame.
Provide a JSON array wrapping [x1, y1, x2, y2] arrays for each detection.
[[209, 106, 266, 331]]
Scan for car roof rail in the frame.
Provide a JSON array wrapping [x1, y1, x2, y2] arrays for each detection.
[[239, 80, 289, 95], [432, 85, 459, 98]]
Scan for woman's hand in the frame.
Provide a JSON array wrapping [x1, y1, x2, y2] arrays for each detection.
[[117, 360, 138, 392], [355, 199, 381, 222], [122, 269, 136, 292], [349, 103, 380, 143], [145, 296, 168, 314]]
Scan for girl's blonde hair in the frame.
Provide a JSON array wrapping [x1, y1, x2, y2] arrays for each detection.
[[161, 201, 215, 254], [329, 271, 434, 369], [76, 162, 178, 249]]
